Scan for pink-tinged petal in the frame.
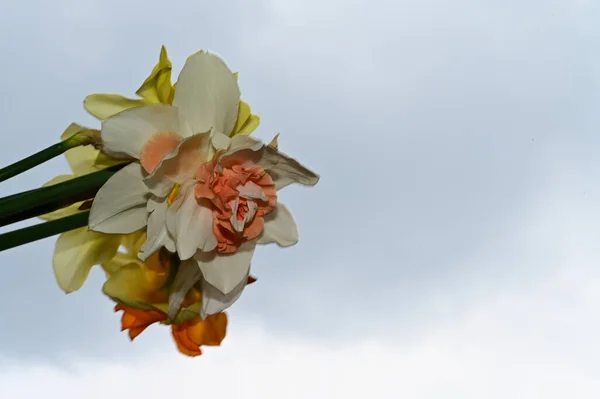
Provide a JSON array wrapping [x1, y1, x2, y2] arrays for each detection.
[[101, 104, 188, 159], [89, 163, 149, 234], [144, 132, 211, 196], [173, 52, 240, 136], [140, 131, 182, 173]]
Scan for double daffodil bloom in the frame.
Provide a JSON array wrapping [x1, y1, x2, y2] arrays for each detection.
[[44, 46, 260, 294], [89, 51, 319, 320]]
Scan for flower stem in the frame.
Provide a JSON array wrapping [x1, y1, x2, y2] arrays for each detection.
[[0, 129, 101, 183], [0, 211, 90, 253], [0, 163, 126, 227]]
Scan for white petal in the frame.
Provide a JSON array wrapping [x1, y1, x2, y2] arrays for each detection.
[[230, 200, 257, 232], [89, 163, 149, 234], [194, 241, 255, 295], [258, 203, 299, 247], [211, 131, 232, 151], [220, 143, 320, 190], [144, 132, 211, 196], [168, 258, 203, 321], [101, 104, 188, 159], [200, 276, 248, 319], [167, 184, 217, 260], [173, 52, 240, 136], [138, 197, 174, 261], [258, 146, 320, 190], [237, 181, 267, 201]]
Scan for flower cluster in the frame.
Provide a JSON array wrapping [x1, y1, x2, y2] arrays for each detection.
[[42, 46, 319, 357]]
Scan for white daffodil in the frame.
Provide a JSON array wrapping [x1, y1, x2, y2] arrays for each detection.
[[89, 51, 319, 320]]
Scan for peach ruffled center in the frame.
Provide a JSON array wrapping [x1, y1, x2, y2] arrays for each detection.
[[195, 160, 277, 253]]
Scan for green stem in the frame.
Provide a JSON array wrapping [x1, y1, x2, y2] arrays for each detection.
[[0, 212, 90, 252], [0, 130, 100, 183], [0, 163, 126, 227]]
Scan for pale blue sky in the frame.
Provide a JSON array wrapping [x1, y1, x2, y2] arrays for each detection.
[[1, 0, 600, 397]]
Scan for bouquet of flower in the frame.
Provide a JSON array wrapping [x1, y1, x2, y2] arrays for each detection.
[[0, 46, 319, 357]]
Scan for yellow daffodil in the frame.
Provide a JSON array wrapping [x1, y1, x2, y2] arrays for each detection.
[[88, 51, 320, 321]]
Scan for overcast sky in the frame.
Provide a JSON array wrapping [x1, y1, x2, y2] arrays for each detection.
[[1, 0, 600, 397]]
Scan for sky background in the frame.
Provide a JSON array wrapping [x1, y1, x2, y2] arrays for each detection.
[[1, 0, 600, 397]]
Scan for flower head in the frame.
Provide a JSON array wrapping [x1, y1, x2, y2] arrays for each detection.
[[89, 50, 319, 321]]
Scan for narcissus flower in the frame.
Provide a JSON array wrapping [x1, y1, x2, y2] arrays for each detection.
[[43, 46, 260, 295], [89, 51, 319, 320]]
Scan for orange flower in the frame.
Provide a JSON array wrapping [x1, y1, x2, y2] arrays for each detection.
[[113, 275, 256, 357], [115, 305, 227, 357], [195, 161, 277, 253]]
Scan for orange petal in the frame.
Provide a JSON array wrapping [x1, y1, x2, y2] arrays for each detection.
[[171, 323, 203, 357], [114, 304, 167, 341], [247, 275, 257, 285], [186, 313, 228, 347], [173, 333, 203, 357]]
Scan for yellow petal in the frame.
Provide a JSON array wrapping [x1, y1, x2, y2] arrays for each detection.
[[102, 263, 169, 310], [231, 100, 260, 136], [53, 228, 122, 293], [101, 253, 142, 276], [39, 175, 86, 221], [92, 151, 126, 170], [136, 45, 175, 104], [234, 113, 260, 135], [84, 94, 148, 120], [121, 231, 147, 255], [60, 123, 100, 175]]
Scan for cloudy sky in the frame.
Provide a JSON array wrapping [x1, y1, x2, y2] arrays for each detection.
[[1, 0, 600, 397]]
